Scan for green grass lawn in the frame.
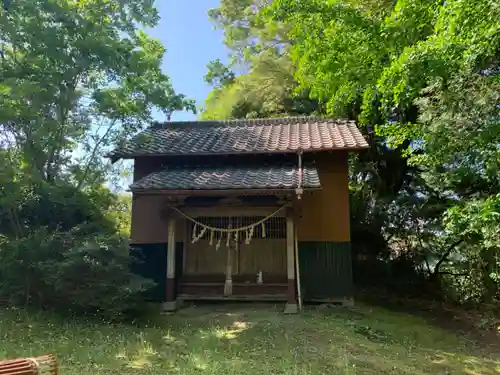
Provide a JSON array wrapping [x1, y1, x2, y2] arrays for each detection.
[[0, 303, 498, 375]]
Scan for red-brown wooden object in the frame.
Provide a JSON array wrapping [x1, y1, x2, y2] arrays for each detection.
[[0, 355, 58, 375]]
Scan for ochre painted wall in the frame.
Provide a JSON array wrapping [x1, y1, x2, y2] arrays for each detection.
[[297, 151, 350, 242], [131, 151, 351, 244], [131, 195, 185, 244]]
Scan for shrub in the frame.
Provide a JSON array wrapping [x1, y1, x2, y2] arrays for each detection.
[[0, 226, 155, 317]]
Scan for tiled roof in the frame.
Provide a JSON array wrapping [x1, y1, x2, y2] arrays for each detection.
[[130, 163, 321, 191], [111, 116, 368, 159]]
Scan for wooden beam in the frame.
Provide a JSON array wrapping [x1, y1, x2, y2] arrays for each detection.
[[131, 188, 321, 196], [181, 206, 289, 218], [112, 145, 368, 161]]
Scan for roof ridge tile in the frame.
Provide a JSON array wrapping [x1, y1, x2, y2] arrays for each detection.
[[151, 116, 338, 129]]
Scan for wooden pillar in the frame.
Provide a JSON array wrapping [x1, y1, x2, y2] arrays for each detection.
[[285, 211, 298, 314], [224, 220, 233, 296], [224, 243, 233, 296], [183, 219, 189, 273], [164, 218, 177, 311]]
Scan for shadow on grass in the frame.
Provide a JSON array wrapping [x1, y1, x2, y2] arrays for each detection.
[[313, 302, 500, 374], [356, 289, 500, 349]]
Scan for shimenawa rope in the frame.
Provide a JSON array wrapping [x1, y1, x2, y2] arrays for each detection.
[[170, 205, 286, 233]]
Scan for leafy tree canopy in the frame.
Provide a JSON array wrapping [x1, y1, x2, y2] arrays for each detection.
[[0, 0, 192, 314], [0, 0, 194, 185], [261, 0, 500, 302], [201, 0, 319, 120]]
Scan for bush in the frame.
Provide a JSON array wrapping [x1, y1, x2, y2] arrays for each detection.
[[0, 226, 155, 317]]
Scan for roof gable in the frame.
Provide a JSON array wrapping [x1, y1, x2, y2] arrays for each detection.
[[110, 116, 368, 161]]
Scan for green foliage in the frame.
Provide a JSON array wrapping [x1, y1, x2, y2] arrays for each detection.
[[0, 226, 154, 316], [202, 0, 320, 120], [0, 158, 150, 315], [0, 0, 194, 185], [208, 0, 289, 63], [0, 0, 187, 315], [204, 59, 236, 88], [267, 0, 436, 120], [412, 74, 500, 198], [202, 50, 319, 119], [442, 195, 500, 302], [261, 0, 500, 304], [106, 193, 133, 236]]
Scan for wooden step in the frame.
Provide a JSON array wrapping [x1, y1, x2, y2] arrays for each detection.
[[177, 294, 288, 301], [181, 282, 287, 287]]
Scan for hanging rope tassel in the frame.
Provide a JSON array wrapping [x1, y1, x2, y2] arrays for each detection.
[[261, 222, 266, 238], [216, 236, 222, 251], [192, 226, 207, 244], [191, 223, 198, 243], [209, 230, 214, 246], [247, 225, 255, 245]]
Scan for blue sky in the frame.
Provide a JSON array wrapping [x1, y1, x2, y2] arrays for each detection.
[[148, 1, 228, 121]]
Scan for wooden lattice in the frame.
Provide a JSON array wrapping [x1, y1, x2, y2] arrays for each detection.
[[0, 355, 58, 375]]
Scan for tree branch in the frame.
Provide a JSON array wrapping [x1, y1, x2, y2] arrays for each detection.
[[76, 120, 117, 189], [434, 239, 464, 274]]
